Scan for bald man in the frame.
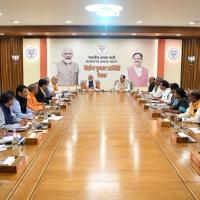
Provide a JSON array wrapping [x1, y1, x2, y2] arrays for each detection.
[[56, 48, 79, 85]]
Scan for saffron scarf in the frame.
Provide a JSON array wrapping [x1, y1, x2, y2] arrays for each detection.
[[189, 99, 200, 117]]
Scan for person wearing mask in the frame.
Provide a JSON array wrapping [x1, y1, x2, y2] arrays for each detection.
[[27, 83, 44, 112], [36, 79, 52, 104], [114, 75, 131, 92], [81, 75, 100, 91], [148, 76, 156, 92], [176, 90, 200, 123], [0, 91, 26, 130], [169, 83, 179, 105], [163, 88, 189, 114], [159, 80, 173, 104], [150, 77, 163, 98], [12, 85, 33, 119]]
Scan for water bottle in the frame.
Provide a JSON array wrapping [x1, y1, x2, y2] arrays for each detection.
[[12, 129, 18, 150], [31, 116, 37, 132]]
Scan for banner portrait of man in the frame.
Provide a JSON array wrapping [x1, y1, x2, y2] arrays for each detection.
[[55, 48, 79, 85]]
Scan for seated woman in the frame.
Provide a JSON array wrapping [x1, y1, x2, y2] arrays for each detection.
[[27, 83, 44, 112], [169, 83, 179, 106], [163, 88, 189, 114], [177, 90, 200, 123], [81, 75, 100, 91], [0, 91, 26, 130]]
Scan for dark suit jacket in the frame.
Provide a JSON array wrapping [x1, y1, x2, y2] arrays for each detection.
[[36, 87, 52, 104], [148, 82, 156, 92]]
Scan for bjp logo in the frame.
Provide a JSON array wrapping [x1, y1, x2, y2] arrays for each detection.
[[96, 44, 108, 55], [25, 47, 38, 60], [168, 48, 180, 61]]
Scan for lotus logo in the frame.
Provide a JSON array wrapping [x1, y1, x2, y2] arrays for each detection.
[[168, 48, 180, 61], [11, 55, 20, 62], [187, 56, 195, 65], [96, 44, 108, 55], [25, 47, 38, 60]]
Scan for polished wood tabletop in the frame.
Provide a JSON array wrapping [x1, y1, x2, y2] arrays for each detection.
[[1, 93, 200, 200]]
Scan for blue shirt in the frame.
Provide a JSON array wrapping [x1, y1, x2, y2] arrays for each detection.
[[11, 99, 33, 119]]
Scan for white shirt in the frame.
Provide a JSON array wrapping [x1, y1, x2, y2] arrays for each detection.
[[151, 86, 163, 98], [133, 66, 142, 77], [115, 80, 130, 92], [161, 88, 172, 104], [178, 107, 200, 123]]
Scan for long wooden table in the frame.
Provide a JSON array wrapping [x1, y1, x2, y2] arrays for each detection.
[[1, 93, 200, 199]]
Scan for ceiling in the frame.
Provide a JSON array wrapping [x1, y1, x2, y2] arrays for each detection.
[[0, 0, 200, 26]]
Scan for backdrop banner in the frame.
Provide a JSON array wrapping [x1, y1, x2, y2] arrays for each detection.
[[47, 38, 158, 89]]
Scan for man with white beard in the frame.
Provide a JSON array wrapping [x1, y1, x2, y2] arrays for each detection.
[[55, 48, 79, 85]]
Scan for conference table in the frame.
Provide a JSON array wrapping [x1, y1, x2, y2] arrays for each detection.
[[0, 92, 200, 200]]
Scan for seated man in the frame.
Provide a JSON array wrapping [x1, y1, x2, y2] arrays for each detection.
[[148, 76, 156, 92], [44, 77, 56, 98], [81, 75, 100, 91], [0, 91, 26, 130], [50, 76, 59, 92], [36, 79, 52, 104], [114, 75, 130, 92], [159, 80, 173, 104], [27, 83, 44, 112], [177, 90, 200, 123], [150, 77, 163, 98], [12, 85, 33, 119]]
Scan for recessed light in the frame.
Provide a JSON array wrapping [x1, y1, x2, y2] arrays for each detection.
[[176, 33, 181, 36], [136, 21, 143, 24], [0, 13, 2, 16], [188, 21, 195, 25], [0, 33, 5, 36], [66, 20, 72, 24], [12, 20, 20, 24], [101, 33, 107, 36], [85, 4, 123, 17], [131, 33, 137, 36], [72, 33, 77, 35]]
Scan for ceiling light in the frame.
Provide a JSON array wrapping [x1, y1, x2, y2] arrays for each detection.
[[102, 33, 107, 36], [85, 4, 123, 17], [72, 33, 77, 35], [27, 33, 33, 35], [136, 21, 143, 24], [188, 21, 195, 25], [131, 33, 137, 36], [0, 33, 5, 36], [176, 33, 181, 36], [66, 20, 72, 24], [12, 20, 20, 24], [0, 13, 2, 16]]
